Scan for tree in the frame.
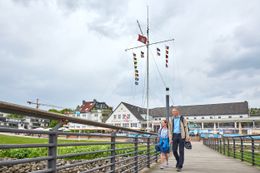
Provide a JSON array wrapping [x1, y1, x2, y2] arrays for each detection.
[[48, 109, 60, 127], [6, 114, 24, 119], [250, 108, 260, 116], [48, 108, 74, 127]]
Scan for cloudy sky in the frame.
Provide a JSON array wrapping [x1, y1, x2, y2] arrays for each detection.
[[0, 0, 260, 110]]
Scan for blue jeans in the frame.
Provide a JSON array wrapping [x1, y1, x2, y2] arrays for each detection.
[[172, 133, 185, 168]]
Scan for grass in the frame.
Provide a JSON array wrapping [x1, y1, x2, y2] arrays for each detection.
[[0, 134, 149, 160], [0, 134, 48, 144], [215, 145, 260, 166], [0, 134, 105, 144]]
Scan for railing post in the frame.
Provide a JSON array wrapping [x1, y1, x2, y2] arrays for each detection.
[[251, 137, 255, 166], [214, 138, 217, 151], [48, 132, 57, 173], [217, 138, 220, 152], [214, 138, 216, 150], [223, 138, 226, 155], [233, 138, 236, 158], [147, 137, 150, 168], [48, 122, 63, 173], [212, 138, 214, 149], [240, 137, 244, 161], [134, 135, 138, 173], [219, 138, 222, 153], [110, 132, 116, 172], [227, 138, 230, 157], [155, 138, 158, 163]]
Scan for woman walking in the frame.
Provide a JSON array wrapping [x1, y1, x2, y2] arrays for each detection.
[[158, 119, 170, 169]]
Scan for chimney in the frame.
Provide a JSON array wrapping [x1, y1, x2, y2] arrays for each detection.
[[82, 100, 86, 105]]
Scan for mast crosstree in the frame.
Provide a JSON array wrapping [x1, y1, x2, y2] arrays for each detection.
[[125, 6, 174, 132]]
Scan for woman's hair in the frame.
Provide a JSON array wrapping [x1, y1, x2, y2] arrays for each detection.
[[162, 119, 168, 128]]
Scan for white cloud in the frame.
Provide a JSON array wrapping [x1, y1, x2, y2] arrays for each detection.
[[0, 0, 260, 110]]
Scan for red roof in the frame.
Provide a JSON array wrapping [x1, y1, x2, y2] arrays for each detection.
[[80, 101, 95, 113]]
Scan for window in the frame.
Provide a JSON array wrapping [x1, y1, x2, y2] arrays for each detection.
[[228, 116, 232, 118], [95, 114, 98, 117], [131, 123, 137, 127], [194, 117, 197, 119], [82, 114, 86, 118], [210, 116, 213, 119], [123, 123, 129, 128], [123, 114, 126, 119], [201, 117, 204, 119], [240, 116, 243, 118], [127, 114, 130, 119], [118, 115, 121, 119], [114, 115, 116, 119], [115, 123, 121, 127], [218, 116, 221, 119]]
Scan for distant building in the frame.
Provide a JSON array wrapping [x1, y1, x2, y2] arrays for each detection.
[[0, 112, 49, 129], [69, 99, 112, 130], [23, 117, 49, 129], [106, 101, 260, 134], [106, 102, 152, 130], [151, 101, 251, 133]]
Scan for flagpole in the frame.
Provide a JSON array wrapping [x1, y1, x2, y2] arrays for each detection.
[[124, 7, 174, 132], [146, 6, 150, 132]]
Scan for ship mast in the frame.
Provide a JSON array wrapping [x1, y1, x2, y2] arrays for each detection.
[[125, 6, 174, 132], [146, 6, 150, 131]]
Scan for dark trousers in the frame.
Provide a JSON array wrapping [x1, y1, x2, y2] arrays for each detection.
[[172, 133, 185, 168]]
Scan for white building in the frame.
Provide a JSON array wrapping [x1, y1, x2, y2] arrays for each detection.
[[106, 101, 259, 134], [106, 102, 152, 130], [69, 99, 112, 130]]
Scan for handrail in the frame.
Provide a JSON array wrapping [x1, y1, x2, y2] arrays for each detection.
[[0, 101, 159, 173], [0, 101, 155, 135], [203, 134, 260, 166]]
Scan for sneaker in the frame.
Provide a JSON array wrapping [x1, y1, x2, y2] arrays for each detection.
[[176, 167, 182, 172], [160, 165, 164, 169]]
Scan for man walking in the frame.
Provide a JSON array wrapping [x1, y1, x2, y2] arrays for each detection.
[[169, 107, 190, 172]]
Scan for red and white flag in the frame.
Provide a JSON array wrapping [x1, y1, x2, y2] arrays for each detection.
[[133, 52, 139, 85], [165, 46, 169, 68], [137, 34, 147, 44]]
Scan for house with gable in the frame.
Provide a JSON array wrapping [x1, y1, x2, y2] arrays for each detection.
[[106, 101, 260, 134], [106, 102, 152, 130], [69, 99, 112, 130]]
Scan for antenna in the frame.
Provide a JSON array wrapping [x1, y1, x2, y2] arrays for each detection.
[[137, 20, 144, 35]]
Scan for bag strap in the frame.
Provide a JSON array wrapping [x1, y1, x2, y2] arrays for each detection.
[[181, 115, 187, 139]]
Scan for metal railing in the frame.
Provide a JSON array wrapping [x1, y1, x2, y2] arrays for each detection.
[[0, 101, 159, 173], [203, 134, 260, 166]]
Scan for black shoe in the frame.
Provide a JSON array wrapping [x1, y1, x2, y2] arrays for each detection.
[[176, 167, 182, 172], [176, 162, 179, 168]]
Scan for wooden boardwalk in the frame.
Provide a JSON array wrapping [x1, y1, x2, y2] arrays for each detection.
[[143, 142, 259, 173]]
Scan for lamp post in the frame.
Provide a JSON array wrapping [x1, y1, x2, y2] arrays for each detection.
[[166, 87, 170, 122]]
